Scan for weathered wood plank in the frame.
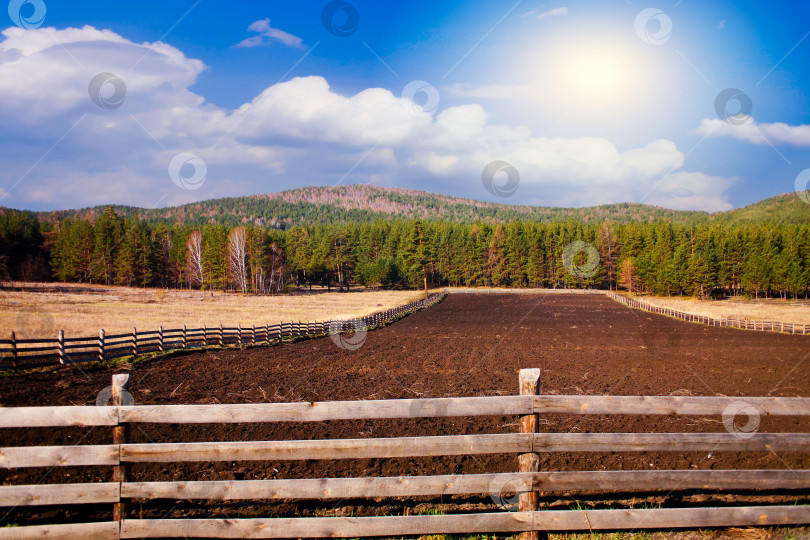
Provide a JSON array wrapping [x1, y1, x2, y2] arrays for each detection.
[[0, 445, 119, 468], [119, 396, 531, 424], [118, 506, 810, 538], [533, 505, 810, 531], [518, 368, 541, 540], [533, 432, 810, 452], [120, 513, 534, 538], [0, 406, 118, 428], [121, 469, 810, 501], [0, 483, 119, 506], [534, 395, 810, 416], [121, 434, 531, 463], [532, 469, 810, 491], [0, 522, 119, 540], [122, 469, 810, 501], [123, 473, 532, 500]]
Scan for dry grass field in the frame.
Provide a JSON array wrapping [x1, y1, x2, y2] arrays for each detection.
[[636, 294, 810, 325], [0, 282, 424, 339]]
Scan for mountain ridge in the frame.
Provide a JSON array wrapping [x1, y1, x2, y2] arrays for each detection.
[[13, 184, 810, 228]]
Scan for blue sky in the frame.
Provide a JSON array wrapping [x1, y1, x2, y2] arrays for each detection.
[[0, 0, 808, 211]]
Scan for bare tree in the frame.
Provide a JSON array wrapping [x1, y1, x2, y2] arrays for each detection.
[[267, 242, 285, 294], [597, 221, 619, 291], [227, 227, 248, 294], [186, 231, 204, 289]]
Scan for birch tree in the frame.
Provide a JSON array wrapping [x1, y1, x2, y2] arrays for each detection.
[[227, 226, 248, 293], [186, 230, 204, 289]]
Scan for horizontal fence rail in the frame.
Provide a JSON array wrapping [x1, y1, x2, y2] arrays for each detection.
[[0, 290, 448, 370], [607, 291, 809, 335], [3, 394, 809, 428], [0, 370, 808, 539]]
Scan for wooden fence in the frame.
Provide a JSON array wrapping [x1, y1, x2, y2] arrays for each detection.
[[0, 290, 448, 371], [607, 291, 809, 336], [0, 368, 808, 539]]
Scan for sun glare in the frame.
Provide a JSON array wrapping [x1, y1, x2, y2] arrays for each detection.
[[561, 48, 632, 102], [522, 32, 659, 129]]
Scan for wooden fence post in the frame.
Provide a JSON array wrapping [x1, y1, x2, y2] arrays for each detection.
[[219, 323, 224, 346], [98, 329, 106, 363], [202, 324, 207, 347], [57, 330, 66, 365], [518, 368, 541, 540], [237, 324, 242, 346], [10, 331, 17, 370], [131, 328, 138, 356], [158, 326, 164, 352], [182, 325, 187, 349], [111, 373, 129, 523], [265, 323, 271, 344], [251, 324, 256, 344]]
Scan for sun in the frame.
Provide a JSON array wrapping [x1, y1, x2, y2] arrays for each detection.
[[550, 40, 645, 109], [561, 48, 633, 103], [521, 31, 658, 128]]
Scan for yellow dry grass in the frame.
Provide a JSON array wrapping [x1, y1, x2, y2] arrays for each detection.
[[635, 295, 810, 325], [0, 282, 424, 339]]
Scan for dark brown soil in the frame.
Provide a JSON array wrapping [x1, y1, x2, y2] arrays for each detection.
[[1, 293, 808, 530]]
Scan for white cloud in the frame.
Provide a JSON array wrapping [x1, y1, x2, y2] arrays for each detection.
[[522, 7, 568, 20], [0, 25, 737, 212], [645, 171, 736, 212], [691, 118, 810, 146], [236, 19, 303, 48]]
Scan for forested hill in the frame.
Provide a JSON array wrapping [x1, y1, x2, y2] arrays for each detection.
[[23, 185, 810, 228]]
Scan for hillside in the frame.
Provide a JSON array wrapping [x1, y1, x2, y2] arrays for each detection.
[[21, 185, 810, 228]]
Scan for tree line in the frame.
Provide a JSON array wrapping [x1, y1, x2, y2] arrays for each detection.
[[1, 207, 809, 298]]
